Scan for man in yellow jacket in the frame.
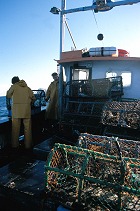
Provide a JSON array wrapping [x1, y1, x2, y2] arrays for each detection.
[[45, 72, 59, 121], [44, 72, 61, 134], [6, 76, 35, 151]]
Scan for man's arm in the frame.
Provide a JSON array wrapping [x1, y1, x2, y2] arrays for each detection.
[[29, 88, 36, 103], [6, 85, 14, 98], [45, 84, 51, 102]]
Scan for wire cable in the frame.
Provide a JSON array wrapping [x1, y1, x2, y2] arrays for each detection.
[[91, 9, 104, 46]]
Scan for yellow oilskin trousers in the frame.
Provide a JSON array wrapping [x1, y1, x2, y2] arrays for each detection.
[[12, 118, 32, 149]]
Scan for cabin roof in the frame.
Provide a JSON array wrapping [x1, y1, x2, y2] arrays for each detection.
[[57, 50, 140, 64]]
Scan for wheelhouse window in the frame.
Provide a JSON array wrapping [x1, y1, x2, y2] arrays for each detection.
[[106, 71, 131, 87], [121, 72, 131, 87], [71, 68, 91, 80], [106, 72, 117, 78]]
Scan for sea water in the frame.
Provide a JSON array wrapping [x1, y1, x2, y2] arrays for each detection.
[[0, 96, 8, 118], [0, 96, 9, 148]]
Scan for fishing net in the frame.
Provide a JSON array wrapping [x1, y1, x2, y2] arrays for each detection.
[[45, 136, 140, 210]]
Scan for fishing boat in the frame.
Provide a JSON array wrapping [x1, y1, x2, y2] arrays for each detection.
[[0, 1, 140, 210]]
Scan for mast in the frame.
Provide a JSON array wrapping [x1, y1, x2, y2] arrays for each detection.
[[58, 0, 66, 119]]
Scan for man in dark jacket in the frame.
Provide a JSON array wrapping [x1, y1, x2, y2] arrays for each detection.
[[6, 76, 35, 151]]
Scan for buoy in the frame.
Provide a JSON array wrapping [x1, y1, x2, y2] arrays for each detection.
[[97, 33, 104, 41]]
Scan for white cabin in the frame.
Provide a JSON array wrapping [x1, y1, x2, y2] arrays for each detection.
[[57, 49, 140, 100]]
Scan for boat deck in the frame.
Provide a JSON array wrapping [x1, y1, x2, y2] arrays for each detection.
[[0, 156, 57, 211], [0, 135, 76, 211]]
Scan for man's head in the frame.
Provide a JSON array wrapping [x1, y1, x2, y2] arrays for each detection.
[[11, 76, 20, 84], [51, 72, 58, 81]]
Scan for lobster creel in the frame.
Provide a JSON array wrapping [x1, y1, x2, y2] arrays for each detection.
[[45, 141, 140, 210]]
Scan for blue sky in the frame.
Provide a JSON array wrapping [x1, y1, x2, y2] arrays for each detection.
[[0, 0, 140, 96]]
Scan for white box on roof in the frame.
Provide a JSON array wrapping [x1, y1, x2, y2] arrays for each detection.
[[89, 47, 117, 57]]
